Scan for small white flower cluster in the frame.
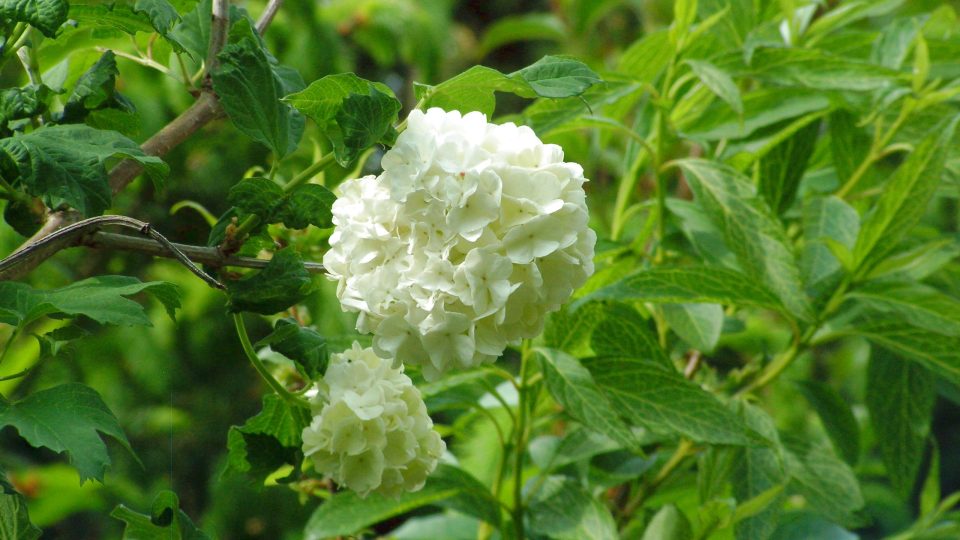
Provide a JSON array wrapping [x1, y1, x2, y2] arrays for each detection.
[[301, 343, 445, 498], [324, 108, 596, 380]]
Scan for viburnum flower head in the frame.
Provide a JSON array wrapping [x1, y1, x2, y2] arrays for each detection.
[[324, 107, 596, 380], [301, 343, 445, 497]]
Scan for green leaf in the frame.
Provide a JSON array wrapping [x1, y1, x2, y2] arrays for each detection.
[[0, 124, 168, 216], [853, 119, 958, 272], [770, 512, 857, 540], [527, 476, 618, 540], [227, 176, 283, 218], [0, 84, 51, 129], [0, 383, 135, 483], [478, 13, 566, 57], [641, 505, 692, 540], [0, 0, 68, 37], [669, 0, 697, 47], [783, 437, 865, 527], [731, 403, 786, 540], [284, 73, 400, 166], [276, 184, 336, 230], [60, 50, 136, 124], [586, 357, 763, 446], [225, 248, 314, 314], [213, 21, 304, 158], [111, 490, 210, 539], [0, 276, 180, 328], [686, 60, 742, 115], [68, 0, 155, 37], [2, 199, 45, 237], [734, 47, 901, 91], [800, 196, 859, 300], [795, 381, 859, 465], [543, 302, 606, 358], [866, 349, 935, 497], [661, 303, 723, 353], [537, 348, 638, 449], [133, 0, 182, 48], [0, 473, 41, 540], [683, 88, 831, 140], [589, 302, 671, 368], [304, 464, 500, 539], [828, 110, 871, 187], [511, 55, 602, 99], [577, 266, 786, 314], [224, 394, 310, 480], [269, 319, 328, 380], [851, 318, 960, 385], [167, 0, 212, 59], [619, 30, 673, 83], [849, 283, 960, 337], [758, 119, 819, 214], [677, 159, 813, 321]]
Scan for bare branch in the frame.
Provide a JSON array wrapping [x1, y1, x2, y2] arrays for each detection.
[[256, 0, 285, 34], [0, 216, 325, 285], [204, 0, 231, 78]]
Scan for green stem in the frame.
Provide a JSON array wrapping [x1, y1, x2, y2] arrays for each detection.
[[836, 102, 913, 199], [233, 313, 310, 409], [0, 326, 23, 366], [0, 175, 31, 206], [618, 439, 695, 526], [512, 342, 532, 540]]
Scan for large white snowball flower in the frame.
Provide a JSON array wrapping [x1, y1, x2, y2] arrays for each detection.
[[301, 342, 445, 498], [324, 107, 596, 380]]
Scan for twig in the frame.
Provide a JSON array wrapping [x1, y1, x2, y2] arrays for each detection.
[[204, 0, 230, 78], [256, 0, 285, 34]]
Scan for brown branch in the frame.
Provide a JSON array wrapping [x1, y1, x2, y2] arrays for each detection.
[[0, 217, 325, 284], [256, 0, 284, 34]]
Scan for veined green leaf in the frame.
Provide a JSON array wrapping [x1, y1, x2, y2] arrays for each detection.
[[677, 159, 813, 321], [801, 196, 859, 301], [683, 88, 831, 140], [537, 348, 639, 449], [686, 59, 743, 115], [795, 381, 859, 465], [224, 394, 310, 480], [528, 476, 618, 540], [853, 119, 958, 273], [0, 0, 68, 37], [213, 20, 305, 158], [828, 109, 871, 188], [783, 437, 865, 527], [847, 318, 960, 385], [543, 302, 606, 358], [513, 55, 602, 99], [732, 47, 901, 91], [0, 384, 135, 483], [641, 504, 692, 540], [0, 470, 41, 540], [268, 319, 328, 380], [662, 303, 724, 353], [589, 302, 671, 368], [866, 349, 935, 497], [225, 248, 314, 314], [619, 30, 673, 83], [304, 464, 500, 538], [577, 266, 785, 314], [848, 283, 960, 337], [732, 403, 786, 540], [586, 357, 764, 446], [758, 119, 819, 213], [0, 124, 168, 216]]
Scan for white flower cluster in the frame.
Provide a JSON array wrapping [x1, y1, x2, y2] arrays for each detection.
[[324, 108, 596, 380], [301, 343, 445, 497]]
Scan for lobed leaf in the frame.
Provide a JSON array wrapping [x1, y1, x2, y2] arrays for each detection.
[[225, 248, 314, 314], [0, 0, 68, 37], [224, 394, 310, 480]]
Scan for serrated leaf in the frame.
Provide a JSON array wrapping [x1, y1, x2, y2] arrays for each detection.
[[0, 85, 51, 130], [225, 248, 314, 314], [269, 319, 327, 380], [304, 464, 500, 538], [68, 0, 155, 36], [589, 302, 671, 368], [731, 403, 786, 540], [683, 88, 831, 140], [213, 21, 304, 158], [0, 383, 135, 483], [527, 475, 618, 540], [284, 72, 400, 166], [801, 196, 859, 300], [111, 490, 210, 539], [543, 302, 606, 358], [224, 394, 310, 480], [866, 349, 935, 498], [853, 119, 958, 272], [795, 381, 859, 465], [677, 159, 813, 321], [586, 357, 763, 446], [578, 266, 786, 314], [511, 55, 602, 99], [133, 0, 181, 42], [60, 50, 136, 124], [276, 184, 335, 230], [0, 124, 168, 216], [662, 303, 723, 353], [783, 437, 864, 527], [537, 348, 638, 450], [227, 176, 283, 217], [758, 119, 819, 214], [0, 276, 180, 328], [686, 59, 743, 115], [0, 0, 68, 37]]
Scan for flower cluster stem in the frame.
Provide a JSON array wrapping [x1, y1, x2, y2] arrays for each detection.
[[233, 313, 310, 409], [511, 342, 533, 540]]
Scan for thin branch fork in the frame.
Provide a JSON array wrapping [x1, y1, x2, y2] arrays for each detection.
[[0, 216, 325, 286]]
